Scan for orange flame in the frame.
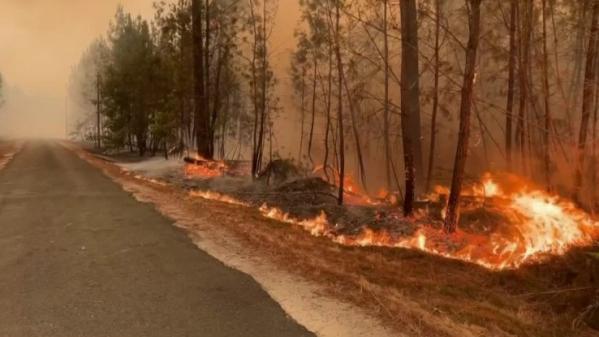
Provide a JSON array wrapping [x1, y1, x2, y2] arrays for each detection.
[[189, 173, 599, 270], [184, 155, 227, 178]]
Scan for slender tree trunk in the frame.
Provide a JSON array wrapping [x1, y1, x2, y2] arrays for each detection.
[[192, 0, 211, 158], [592, 57, 599, 209], [323, 26, 334, 182], [249, 0, 261, 177], [443, 0, 483, 233], [308, 56, 318, 164], [334, 0, 345, 205], [210, 47, 227, 154], [299, 66, 307, 162], [204, 0, 212, 157], [542, 0, 552, 189], [256, 2, 269, 175], [517, 0, 532, 174], [383, 0, 392, 191], [399, 0, 423, 216], [569, 1, 590, 119], [550, 0, 571, 138], [593, 77, 598, 209], [505, 0, 517, 169], [426, 0, 442, 192], [575, 0, 599, 201], [96, 72, 102, 149], [343, 79, 367, 192]]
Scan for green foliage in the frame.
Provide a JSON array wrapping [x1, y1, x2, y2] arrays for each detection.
[[69, 2, 251, 158]]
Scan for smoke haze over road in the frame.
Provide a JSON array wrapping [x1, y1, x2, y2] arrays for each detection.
[[0, 0, 154, 137]]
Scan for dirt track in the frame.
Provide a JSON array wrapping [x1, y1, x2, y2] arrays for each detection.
[[0, 141, 314, 337]]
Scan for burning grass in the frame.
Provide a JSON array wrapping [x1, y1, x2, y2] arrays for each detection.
[[182, 160, 599, 271], [71, 147, 599, 335]]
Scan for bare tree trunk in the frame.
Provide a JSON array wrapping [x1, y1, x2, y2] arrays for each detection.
[[443, 0, 483, 233], [383, 0, 392, 191], [343, 79, 367, 192], [96, 72, 102, 149], [192, 0, 211, 158], [334, 0, 345, 205], [593, 71, 598, 208], [307, 56, 318, 164], [256, 2, 269, 174], [426, 0, 442, 192], [550, 0, 571, 138], [575, 0, 599, 202], [249, 0, 261, 177], [298, 66, 307, 162], [505, 0, 517, 169], [542, 0, 552, 189], [205, 0, 212, 157], [210, 47, 226, 155], [516, 0, 532, 174], [399, 0, 423, 216], [569, 1, 591, 122], [323, 25, 334, 182]]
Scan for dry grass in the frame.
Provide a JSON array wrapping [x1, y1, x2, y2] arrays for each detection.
[[70, 143, 599, 337]]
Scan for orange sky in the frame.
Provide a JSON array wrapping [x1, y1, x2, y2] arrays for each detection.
[[0, 0, 299, 138], [0, 0, 155, 98]]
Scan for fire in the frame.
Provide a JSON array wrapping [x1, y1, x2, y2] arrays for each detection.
[[184, 155, 227, 178], [189, 190, 248, 206], [188, 173, 599, 270]]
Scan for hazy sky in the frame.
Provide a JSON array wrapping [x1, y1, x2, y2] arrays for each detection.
[[0, 1, 154, 137], [0, 0, 154, 98], [0, 0, 299, 138]]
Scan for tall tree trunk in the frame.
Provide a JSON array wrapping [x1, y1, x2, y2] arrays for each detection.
[[299, 66, 307, 162], [592, 57, 599, 208], [307, 56, 318, 164], [443, 0, 483, 233], [192, 0, 211, 158], [205, 0, 212, 157], [249, 0, 261, 177], [334, 0, 345, 205], [343, 79, 367, 192], [323, 26, 334, 182], [426, 0, 442, 192], [542, 0, 552, 189], [256, 2, 269, 175], [569, 0, 591, 120], [550, 0, 571, 138], [210, 47, 227, 155], [399, 0, 423, 216], [96, 72, 102, 149], [575, 0, 599, 202], [505, 0, 517, 169], [516, 0, 532, 174], [383, 0, 392, 191]]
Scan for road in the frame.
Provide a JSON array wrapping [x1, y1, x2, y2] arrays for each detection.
[[0, 141, 315, 337]]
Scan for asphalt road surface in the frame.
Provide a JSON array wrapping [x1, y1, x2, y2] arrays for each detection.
[[0, 141, 315, 337]]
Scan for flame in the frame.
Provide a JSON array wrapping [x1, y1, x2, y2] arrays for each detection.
[[188, 173, 599, 270], [184, 155, 227, 178], [189, 190, 248, 206]]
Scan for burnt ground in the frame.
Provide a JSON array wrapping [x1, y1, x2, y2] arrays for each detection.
[[86, 147, 599, 337]]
